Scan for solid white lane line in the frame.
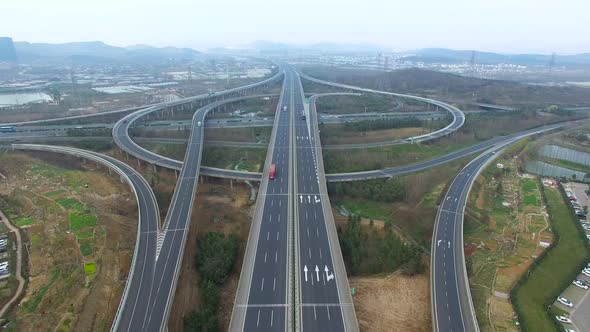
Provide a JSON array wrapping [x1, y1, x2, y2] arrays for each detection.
[[271, 309, 274, 327], [319, 248, 322, 259], [309, 248, 312, 258], [314, 306, 317, 320], [257, 310, 260, 327], [327, 306, 331, 320]]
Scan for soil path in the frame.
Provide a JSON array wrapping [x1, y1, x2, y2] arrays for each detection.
[[0, 210, 25, 318]]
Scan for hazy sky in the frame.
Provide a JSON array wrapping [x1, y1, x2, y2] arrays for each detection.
[[3, 0, 589, 54]]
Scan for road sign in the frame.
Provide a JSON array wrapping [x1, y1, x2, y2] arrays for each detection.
[[351, 287, 356, 296], [305, 97, 309, 103]]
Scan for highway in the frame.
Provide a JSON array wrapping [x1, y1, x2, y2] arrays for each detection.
[[9, 144, 161, 332], [430, 140, 519, 332], [108, 70, 283, 331], [299, 72, 465, 143], [230, 68, 292, 331], [294, 79, 358, 330]]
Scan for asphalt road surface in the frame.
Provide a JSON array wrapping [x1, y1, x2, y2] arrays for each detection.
[[230, 69, 292, 331]]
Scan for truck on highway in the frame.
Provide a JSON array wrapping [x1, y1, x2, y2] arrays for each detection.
[[269, 163, 276, 180], [283, 106, 287, 111]]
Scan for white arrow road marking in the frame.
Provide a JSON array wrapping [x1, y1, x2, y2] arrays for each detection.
[[315, 265, 320, 281], [437, 239, 442, 246], [300, 195, 303, 203], [325, 265, 334, 282], [314, 195, 320, 203], [304, 265, 308, 282], [308, 195, 311, 203], [448, 241, 451, 248]]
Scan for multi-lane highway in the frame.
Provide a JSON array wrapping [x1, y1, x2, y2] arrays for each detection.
[[230, 68, 292, 331], [230, 67, 358, 331], [431, 139, 520, 332], [294, 78, 358, 331], [9, 144, 161, 331]]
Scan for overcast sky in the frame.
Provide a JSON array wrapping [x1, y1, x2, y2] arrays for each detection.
[[2, 0, 589, 54]]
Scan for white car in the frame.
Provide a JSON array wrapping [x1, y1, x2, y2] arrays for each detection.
[[197, 121, 202, 127], [583, 268, 590, 277], [573, 280, 589, 290], [586, 235, 590, 240], [558, 296, 574, 308], [556, 316, 573, 323]]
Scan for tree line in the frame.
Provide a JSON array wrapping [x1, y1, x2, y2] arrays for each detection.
[[184, 232, 239, 332]]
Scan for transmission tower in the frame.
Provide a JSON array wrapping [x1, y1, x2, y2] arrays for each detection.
[[548, 52, 556, 72]]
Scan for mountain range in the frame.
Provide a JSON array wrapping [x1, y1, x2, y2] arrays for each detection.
[[0, 37, 202, 65]]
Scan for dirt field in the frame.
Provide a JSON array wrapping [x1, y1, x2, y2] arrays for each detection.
[[349, 272, 431, 331], [0, 151, 137, 331], [465, 157, 553, 331], [168, 179, 255, 332]]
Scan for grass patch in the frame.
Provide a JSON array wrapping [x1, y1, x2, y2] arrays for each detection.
[[30, 163, 64, 178], [74, 229, 94, 239], [523, 195, 538, 206], [44, 189, 66, 197], [24, 268, 60, 313], [512, 187, 590, 331], [55, 197, 85, 212], [13, 216, 34, 227], [69, 212, 97, 231], [84, 262, 96, 275], [337, 199, 390, 220], [79, 242, 94, 256], [522, 179, 537, 194]]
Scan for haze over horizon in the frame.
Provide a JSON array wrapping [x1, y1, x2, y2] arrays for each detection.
[[3, 0, 590, 54]]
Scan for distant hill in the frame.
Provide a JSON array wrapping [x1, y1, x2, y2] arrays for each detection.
[[402, 48, 590, 67], [212, 40, 385, 54], [0, 37, 17, 62], [11, 40, 202, 64]]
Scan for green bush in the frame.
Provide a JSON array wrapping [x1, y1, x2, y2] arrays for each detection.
[[196, 232, 239, 284]]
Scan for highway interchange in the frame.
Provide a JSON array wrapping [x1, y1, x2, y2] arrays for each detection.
[[1, 64, 583, 332]]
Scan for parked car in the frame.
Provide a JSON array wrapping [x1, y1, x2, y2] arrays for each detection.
[[558, 296, 574, 308], [583, 268, 590, 277], [556, 316, 573, 323], [573, 279, 589, 290]]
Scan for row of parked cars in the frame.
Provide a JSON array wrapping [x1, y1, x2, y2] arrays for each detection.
[[0, 234, 8, 276], [555, 186, 590, 330]]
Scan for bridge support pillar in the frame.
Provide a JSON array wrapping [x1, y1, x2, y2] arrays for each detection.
[[230, 179, 233, 189], [137, 159, 141, 168], [152, 164, 157, 173]]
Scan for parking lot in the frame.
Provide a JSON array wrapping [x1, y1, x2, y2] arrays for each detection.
[[554, 182, 590, 332]]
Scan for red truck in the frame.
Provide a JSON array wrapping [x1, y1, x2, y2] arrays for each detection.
[[269, 163, 276, 180]]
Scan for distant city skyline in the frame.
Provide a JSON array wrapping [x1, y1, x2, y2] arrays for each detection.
[[3, 0, 589, 54]]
